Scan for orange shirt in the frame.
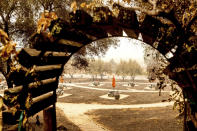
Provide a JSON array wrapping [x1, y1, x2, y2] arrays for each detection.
[[112, 76, 115, 88]]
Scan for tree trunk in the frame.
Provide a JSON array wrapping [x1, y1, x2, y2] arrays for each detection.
[[69, 74, 73, 83], [0, 69, 13, 89], [5, 77, 13, 88], [184, 102, 197, 131], [92, 75, 94, 81], [5, 59, 13, 88], [4, 22, 9, 37], [122, 76, 125, 82], [95, 74, 98, 80], [100, 74, 103, 80], [130, 76, 135, 83]]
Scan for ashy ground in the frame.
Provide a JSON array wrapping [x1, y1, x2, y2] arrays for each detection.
[[1, 77, 183, 131], [55, 78, 183, 131]]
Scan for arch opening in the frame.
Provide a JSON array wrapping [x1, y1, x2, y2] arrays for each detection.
[[59, 36, 183, 130]]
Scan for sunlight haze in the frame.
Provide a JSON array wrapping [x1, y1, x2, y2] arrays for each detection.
[[101, 38, 146, 67]]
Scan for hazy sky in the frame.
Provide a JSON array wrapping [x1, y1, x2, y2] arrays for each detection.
[[99, 38, 146, 67]]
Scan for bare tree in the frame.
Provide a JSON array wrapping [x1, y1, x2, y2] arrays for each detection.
[[127, 59, 143, 82], [116, 60, 128, 81]]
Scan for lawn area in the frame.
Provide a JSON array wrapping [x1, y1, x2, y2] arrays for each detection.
[[58, 82, 171, 105], [86, 106, 183, 131]]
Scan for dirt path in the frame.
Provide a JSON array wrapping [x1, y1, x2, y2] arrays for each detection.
[[56, 102, 173, 131], [66, 83, 171, 93]]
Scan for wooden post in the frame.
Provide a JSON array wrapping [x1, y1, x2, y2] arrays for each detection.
[[43, 105, 56, 131], [0, 97, 3, 131], [53, 103, 57, 131]]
